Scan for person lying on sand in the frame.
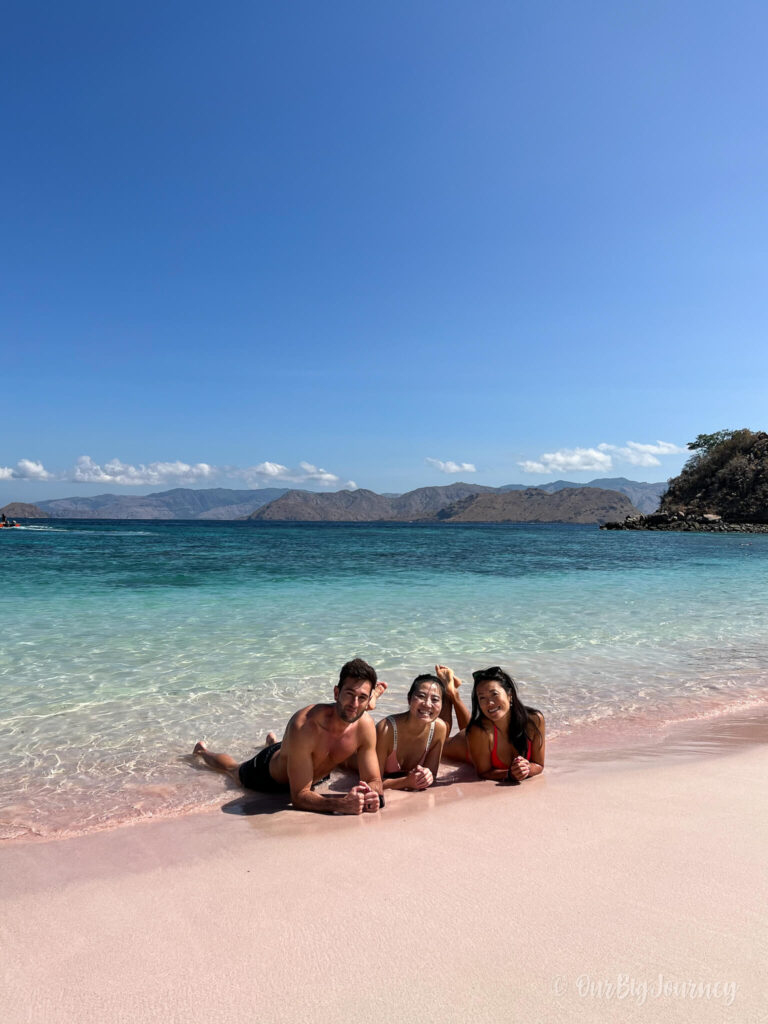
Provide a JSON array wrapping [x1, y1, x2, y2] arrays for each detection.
[[193, 658, 385, 815], [441, 665, 545, 782], [346, 671, 447, 790]]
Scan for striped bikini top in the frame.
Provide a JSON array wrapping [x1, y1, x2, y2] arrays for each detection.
[[383, 716, 436, 774]]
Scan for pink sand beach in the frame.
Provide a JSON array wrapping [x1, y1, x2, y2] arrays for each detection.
[[2, 711, 767, 1024]]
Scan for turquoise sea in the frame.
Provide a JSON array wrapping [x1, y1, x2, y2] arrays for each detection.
[[2, 520, 767, 840]]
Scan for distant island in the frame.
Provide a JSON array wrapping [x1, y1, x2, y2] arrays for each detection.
[[434, 487, 639, 524], [0, 502, 48, 519], [29, 487, 291, 520], [247, 484, 640, 525], [2, 475, 664, 524], [248, 482, 496, 522], [603, 429, 768, 533]]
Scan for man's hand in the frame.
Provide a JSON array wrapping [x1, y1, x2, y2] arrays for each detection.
[[337, 787, 366, 815], [337, 783, 380, 815], [509, 756, 531, 781], [405, 765, 433, 790], [356, 781, 381, 813]]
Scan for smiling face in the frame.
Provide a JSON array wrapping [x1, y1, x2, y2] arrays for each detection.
[[407, 682, 443, 722], [475, 680, 512, 724], [333, 677, 374, 723]]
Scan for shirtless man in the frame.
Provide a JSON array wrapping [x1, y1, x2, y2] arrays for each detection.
[[192, 658, 384, 815]]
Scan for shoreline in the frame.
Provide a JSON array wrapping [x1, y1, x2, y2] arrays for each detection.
[[602, 510, 768, 533], [2, 711, 766, 1023], [3, 696, 768, 846]]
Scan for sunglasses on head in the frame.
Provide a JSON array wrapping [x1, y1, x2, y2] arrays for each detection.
[[472, 667, 503, 681]]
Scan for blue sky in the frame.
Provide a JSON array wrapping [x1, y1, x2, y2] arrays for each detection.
[[3, 1, 767, 503]]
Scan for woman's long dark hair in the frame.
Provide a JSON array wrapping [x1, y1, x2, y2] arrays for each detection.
[[467, 667, 542, 752]]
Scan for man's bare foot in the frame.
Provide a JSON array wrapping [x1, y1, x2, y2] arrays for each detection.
[[193, 741, 208, 756], [265, 731, 277, 745], [367, 681, 388, 711]]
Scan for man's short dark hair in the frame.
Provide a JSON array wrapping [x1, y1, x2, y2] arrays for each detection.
[[337, 658, 377, 693]]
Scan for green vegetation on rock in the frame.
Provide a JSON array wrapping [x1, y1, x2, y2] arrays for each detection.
[[661, 428, 768, 523], [685, 429, 741, 455]]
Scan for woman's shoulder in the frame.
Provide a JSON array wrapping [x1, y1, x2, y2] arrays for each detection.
[[433, 717, 448, 739], [376, 712, 405, 731], [467, 718, 493, 740]]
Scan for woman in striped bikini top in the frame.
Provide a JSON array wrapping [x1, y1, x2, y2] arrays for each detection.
[[376, 673, 448, 791]]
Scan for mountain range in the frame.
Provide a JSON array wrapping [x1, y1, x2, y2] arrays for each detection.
[[435, 487, 639, 524], [248, 483, 639, 525], [4, 476, 665, 522], [248, 482, 497, 522], [35, 487, 290, 520], [497, 477, 665, 512]]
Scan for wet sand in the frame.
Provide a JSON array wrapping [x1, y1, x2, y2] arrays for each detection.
[[2, 713, 767, 1024]]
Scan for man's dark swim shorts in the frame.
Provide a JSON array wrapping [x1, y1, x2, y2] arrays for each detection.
[[238, 742, 290, 794]]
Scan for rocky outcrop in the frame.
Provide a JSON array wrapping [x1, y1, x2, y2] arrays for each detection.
[[603, 429, 768, 532], [660, 430, 768, 523], [0, 502, 48, 518], [602, 511, 768, 533]]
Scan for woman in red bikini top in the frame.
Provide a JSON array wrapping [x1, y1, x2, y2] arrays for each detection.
[[442, 665, 545, 783], [375, 673, 448, 791]]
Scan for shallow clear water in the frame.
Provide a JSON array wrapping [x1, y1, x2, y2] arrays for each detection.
[[2, 520, 767, 839]]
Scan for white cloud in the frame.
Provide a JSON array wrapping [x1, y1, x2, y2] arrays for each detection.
[[72, 456, 215, 486], [299, 461, 344, 485], [249, 461, 291, 479], [520, 439, 685, 475], [628, 441, 683, 456], [240, 460, 348, 488], [519, 448, 613, 474], [598, 440, 685, 468], [0, 459, 53, 480], [426, 458, 477, 474], [2, 454, 355, 490]]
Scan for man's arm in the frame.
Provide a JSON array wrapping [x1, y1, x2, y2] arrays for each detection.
[[286, 721, 372, 815], [356, 716, 384, 802], [360, 712, 387, 806]]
